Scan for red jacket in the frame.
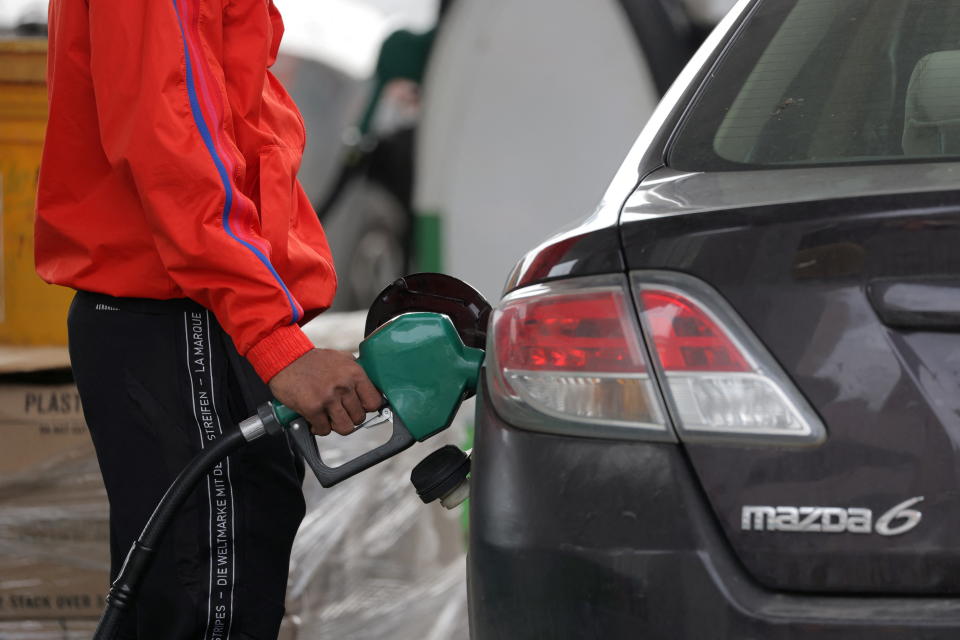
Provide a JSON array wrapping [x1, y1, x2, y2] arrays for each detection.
[[36, 0, 336, 382]]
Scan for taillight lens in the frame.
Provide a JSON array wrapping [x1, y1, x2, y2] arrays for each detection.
[[634, 273, 825, 444], [487, 272, 824, 445], [639, 290, 750, 373], [488, 276, 670, 439]]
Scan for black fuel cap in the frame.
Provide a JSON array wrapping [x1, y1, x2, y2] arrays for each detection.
[[410, 445, 471, 504]]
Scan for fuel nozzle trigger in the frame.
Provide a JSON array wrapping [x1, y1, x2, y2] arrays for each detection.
[[287, 411, 416, 488]]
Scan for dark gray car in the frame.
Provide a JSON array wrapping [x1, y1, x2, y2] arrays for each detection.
[[469, 0, 960, 637]]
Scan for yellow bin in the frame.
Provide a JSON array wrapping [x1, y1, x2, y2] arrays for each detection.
[[0, 38, 72, 346]]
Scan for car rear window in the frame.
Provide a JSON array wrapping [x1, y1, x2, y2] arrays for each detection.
[[669, 0, 960, 170]]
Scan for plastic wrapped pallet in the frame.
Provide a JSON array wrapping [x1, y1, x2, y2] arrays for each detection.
[[292, 312, 470, 639], [0, 619, 97, 640], [284, 409, 471, 639]]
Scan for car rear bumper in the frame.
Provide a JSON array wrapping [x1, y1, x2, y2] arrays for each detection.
[[468, 379, 960, 639]]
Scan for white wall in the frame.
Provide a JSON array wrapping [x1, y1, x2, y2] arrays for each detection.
[[416, 0, 660, 300]]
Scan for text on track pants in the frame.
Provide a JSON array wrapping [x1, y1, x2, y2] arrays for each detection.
[[68, 292, 305, 640]]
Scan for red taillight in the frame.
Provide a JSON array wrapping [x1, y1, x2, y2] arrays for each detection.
[[487, 278, 670, 438], [639, 290, 750, 372], [496, 291, 646, 373]]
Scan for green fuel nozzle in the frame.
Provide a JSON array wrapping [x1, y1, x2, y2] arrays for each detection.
[[253, 312, 485, 487]]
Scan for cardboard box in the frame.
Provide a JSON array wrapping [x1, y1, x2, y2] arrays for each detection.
[[0, 381, 109, 621], [0, 382, 91, 476], [0, 618, 98, 639], [0, 560, 105, 621]]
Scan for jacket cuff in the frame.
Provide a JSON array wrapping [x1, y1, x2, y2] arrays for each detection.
[[246, 324, 315, 382]]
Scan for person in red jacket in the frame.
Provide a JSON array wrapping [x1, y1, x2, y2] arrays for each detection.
[[36, 1, 380, 637]]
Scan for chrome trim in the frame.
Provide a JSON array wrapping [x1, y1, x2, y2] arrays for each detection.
[[621, 163, 960, 224], [740, 497, 924, 537], [239, 414, 267, 443]]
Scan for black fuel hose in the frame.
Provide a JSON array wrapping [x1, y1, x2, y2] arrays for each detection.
[[92, 428, 248, 640]]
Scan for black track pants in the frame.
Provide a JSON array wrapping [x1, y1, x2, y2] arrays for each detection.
[[68, 292, 305, 640]]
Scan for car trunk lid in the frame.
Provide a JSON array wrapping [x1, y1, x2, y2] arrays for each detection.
[[621, 164, 960, 594]]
